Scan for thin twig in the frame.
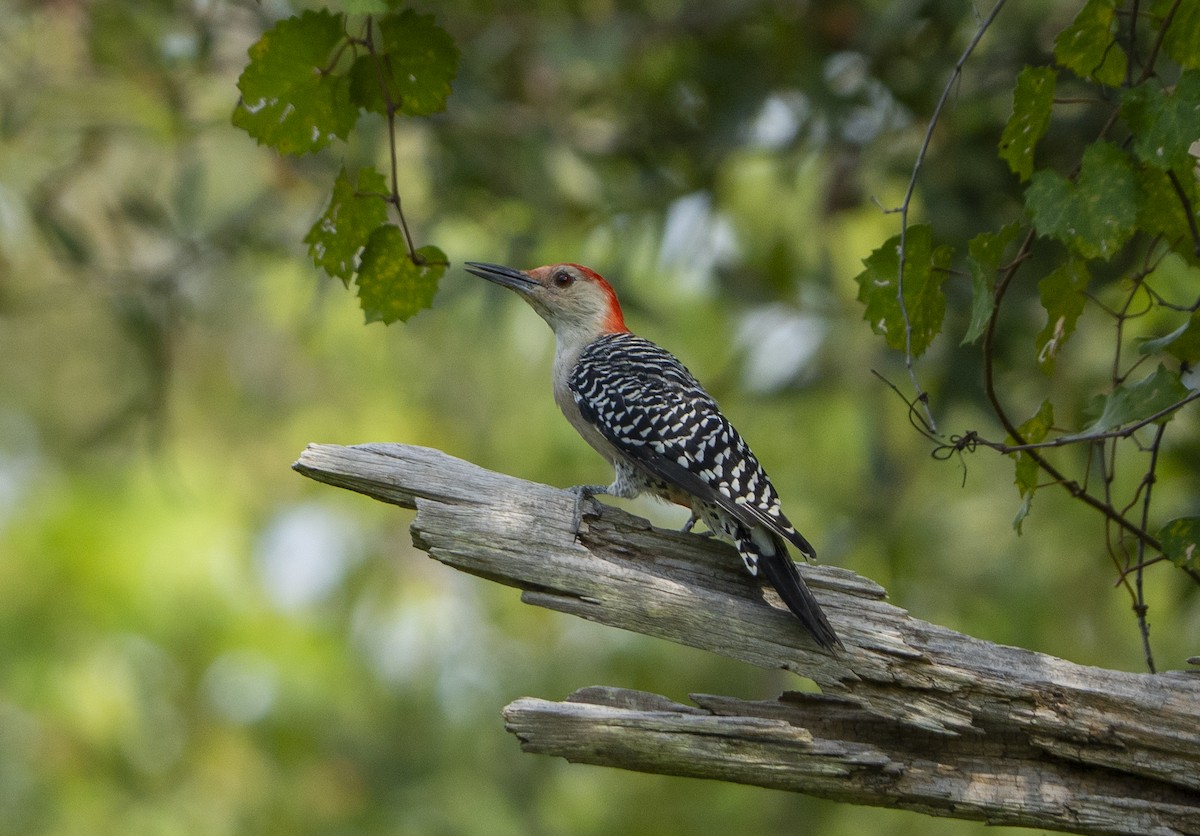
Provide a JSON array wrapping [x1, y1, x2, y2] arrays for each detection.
[[981, 230, 1165, 551], [938, 388, 1200, 455], [1137, 0, 1181, 84], [1134, 423, 1165, 672], [361, 16, 419, 261], [1167, 169, 1200, 259], [893, 0, 1009, 433]]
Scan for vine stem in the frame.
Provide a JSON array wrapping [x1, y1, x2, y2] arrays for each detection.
[[361, 16, 419, 262], [1133, 423, 1166, 673], [981, 230, 1164, 552], [893, 0, 1008, 433]]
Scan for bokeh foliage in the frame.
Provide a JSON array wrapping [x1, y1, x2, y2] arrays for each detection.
[[0, 1, 1197, 834]]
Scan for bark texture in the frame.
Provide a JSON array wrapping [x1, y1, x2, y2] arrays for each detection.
[[294, 442, 1200, 835]]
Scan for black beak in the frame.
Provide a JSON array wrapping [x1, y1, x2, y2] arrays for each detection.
[[464, 261, 538, 293]]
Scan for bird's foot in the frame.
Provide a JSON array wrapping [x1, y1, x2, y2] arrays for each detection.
[[680, 511, 715, 537], [568, 484, 608, 533]]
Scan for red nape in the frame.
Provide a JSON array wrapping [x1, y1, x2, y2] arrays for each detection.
[[567, 263, 629, 333]]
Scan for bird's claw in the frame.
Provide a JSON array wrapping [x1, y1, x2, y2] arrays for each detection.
[[680, 512, 714, 537], [568, 484, 608, 534]]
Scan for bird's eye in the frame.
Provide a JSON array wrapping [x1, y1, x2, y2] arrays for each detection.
[[553, 270, 574, 288]]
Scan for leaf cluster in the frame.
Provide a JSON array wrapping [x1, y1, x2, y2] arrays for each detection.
[[852, 0, 1200, 667], [233, 8, 456, 323]]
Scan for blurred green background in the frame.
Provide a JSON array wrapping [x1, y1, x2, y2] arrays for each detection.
[[1, 1, 1196, 833]]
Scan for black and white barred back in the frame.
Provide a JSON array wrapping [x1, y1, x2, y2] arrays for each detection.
[[568, 332, 839, 649], [569, 333, 809, 554]]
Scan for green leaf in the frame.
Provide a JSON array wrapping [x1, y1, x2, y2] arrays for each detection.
[[1035, 258, 1090, 374], [1053, 0, 1127, 86], [349, 10, 459, 117], [999, 67, 1056, 181], [1026, 142, 1138, 260], [1158, 517, 1200, 569], [339, 0, 396, 12], [304, 168, 389, 284], [1072, 364, 1190, 437], [962, 223, 1022, 345], [1010, 399, 1054, 497], [854, 225, 953, 357], [1009, 399, 1054, 533], [1156, 0, 1200, 70], [1134, 164, 1200, 265], [1122, 70, 1200, 173], [356, 227, 446, 323], [1139, 310, 1200, 363], [232, 10, 356, 155]]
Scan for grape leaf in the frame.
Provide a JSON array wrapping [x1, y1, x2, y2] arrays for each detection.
[[1069, 364, 1190, 438], [1054, 0, 1127, 86], [854, 225, 953, 357], [1155, 0, 1200, 70], [232, 10, 356, 155], [962, 222, 1022, 345], [999, 67, 1056, 181], [305, 168, 390, 284], [349, 10, 459, 117], [1026, 142, 1137, 260], [1158, 517, 1200, 569], [1139, 310, 1200, 363], [1035, 258, 1090, 374], [1009, 399, 1054, 533], [356, 227, 447, 323], [1134, 163, 1200, 266], [1122, 70, 1200, 174]]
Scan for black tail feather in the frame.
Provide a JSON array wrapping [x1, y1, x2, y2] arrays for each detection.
[[753, 536, 842, 650]]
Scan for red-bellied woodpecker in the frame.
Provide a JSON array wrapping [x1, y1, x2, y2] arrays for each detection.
[[465, 261, 841, 650]]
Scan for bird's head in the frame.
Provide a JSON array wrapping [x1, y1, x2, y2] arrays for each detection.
[[465, 261, 628, 338]]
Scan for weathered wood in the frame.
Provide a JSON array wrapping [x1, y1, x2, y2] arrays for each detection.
[[294, 442, 1200, 835]]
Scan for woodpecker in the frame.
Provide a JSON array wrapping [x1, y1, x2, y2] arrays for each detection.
[[465, 261, 841, 650]]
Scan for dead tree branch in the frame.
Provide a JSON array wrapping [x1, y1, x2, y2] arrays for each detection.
[[294, 442, 1200, 836]]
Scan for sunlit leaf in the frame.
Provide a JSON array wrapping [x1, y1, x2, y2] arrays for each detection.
[[1026, 142, 1137, 260], [999, 67, 1056, 181], [1071, 364, 1190, 438], [854, 225, 953, 357], [1009, 399, 1054, 533], [962, 223, 1022, 345], [1121, 70, 1200, 173], [305, 168, 390, 284], [232, 10, 357, 155], [1158, 517, 1200, 569], [1035, 258, 1090, 374], [1053, 0, 1127, 86], [356, 228, 447, 323], [1138, 310, 1200, 363], [349, 10, 459, 117]]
